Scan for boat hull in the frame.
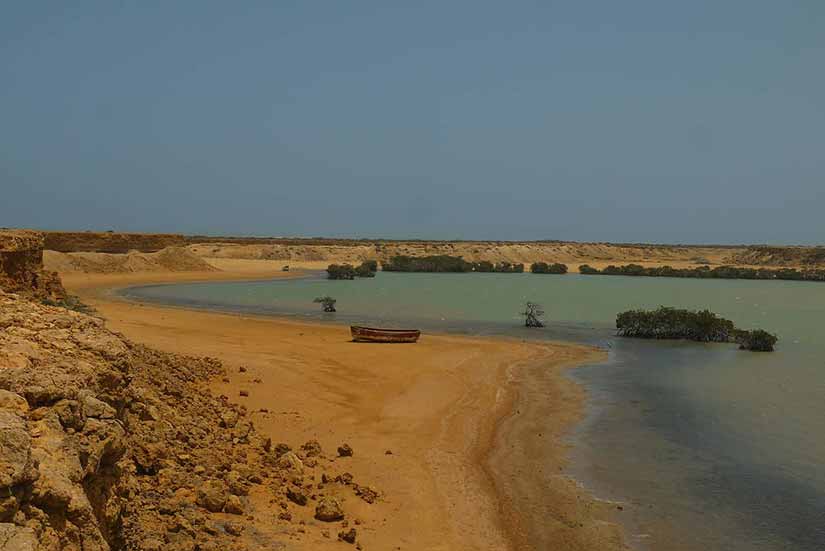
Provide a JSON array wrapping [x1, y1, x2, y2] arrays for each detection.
[[350, 325, 421, 343]]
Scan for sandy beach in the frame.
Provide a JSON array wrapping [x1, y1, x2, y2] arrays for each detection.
[[64, 266, 628, 550]]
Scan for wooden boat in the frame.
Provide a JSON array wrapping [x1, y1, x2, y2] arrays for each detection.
[[351, 325, 421, 343]]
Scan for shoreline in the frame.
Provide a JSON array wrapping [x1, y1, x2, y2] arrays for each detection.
[[64, 268, 629, 550]]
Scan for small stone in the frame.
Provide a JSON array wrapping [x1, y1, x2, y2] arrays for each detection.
[[224, 521, 244, 536], [338, 528, 357, 544], [301, 439, 323, 458], [385, 450, 392, 455], [0, 390, 29, 415], [354, 485, 379, 504], [224, 495, 244, 515], [286, 488, 307, 506], [239, 390, 249, 397], [196, 480, 228, 513], [278, 511, 292, 521], [314, 496, 344, 522], [278, 451, 304, 473], [337, 443, 353, 457], [335, 472, 354, 485], [239, 366, 247, 373], [273, 443, 291, 457]]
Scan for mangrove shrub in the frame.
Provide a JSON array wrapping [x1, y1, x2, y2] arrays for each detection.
[[531, 262, 568, 274], [616, 306, 778, 351]]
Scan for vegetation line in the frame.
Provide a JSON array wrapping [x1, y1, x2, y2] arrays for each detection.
[[580, 263, 825, 282]]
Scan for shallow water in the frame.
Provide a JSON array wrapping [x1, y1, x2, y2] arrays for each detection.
[[124, 272, 825, 550]]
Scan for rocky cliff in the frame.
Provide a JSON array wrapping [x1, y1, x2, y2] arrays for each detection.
[[0, 231, 65, 301], [0, 290, 275, 549], [0, 292, 380, 550]]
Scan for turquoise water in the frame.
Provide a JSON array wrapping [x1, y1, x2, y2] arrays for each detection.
[[124, 272, 825, 550]]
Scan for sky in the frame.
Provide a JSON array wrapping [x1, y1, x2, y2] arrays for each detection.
[[1, 2, 823, 244]]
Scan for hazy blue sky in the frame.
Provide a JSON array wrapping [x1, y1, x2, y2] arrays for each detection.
[[2, 2, 823, 244]]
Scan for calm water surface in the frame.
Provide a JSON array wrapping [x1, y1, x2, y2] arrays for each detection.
[[124, 273, 825, 550]]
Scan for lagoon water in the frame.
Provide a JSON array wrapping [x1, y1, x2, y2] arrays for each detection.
[[124, 273, 825, 550]]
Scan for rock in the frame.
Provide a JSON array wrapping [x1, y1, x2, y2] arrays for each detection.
[[277, 511, 291, 521], [224, 521, 244, 536], [335, 472, 354, 485], [239, 366, 247, 373], [224, 495, 244, 515], [196, 480, 228, 513], [0, 496, 18, 522], [385, 449, 392, 455], [140, 404, 161, 421], [225, 470, 249, 496], [273, 443, 291, 457], [354, 485, 379, 504], [220, 410, 239, 429], [277, 452, 304, 473], [239, 390, 249, 397], [286, 488, 307, 506], [0, 390, 28, 415], [0, 523, 37, 551], [314, 497, 344, 522], [337, 443, 353, 457], [0, 411, 37, 488], [52, 399, 84, 430], [300, 439, 323, 458], [338, 528, 357, 544], [78, 391, 116, 419], [141, 538, 164, 551]]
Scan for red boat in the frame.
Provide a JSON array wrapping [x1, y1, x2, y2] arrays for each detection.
[[350, 325, 421, 343]]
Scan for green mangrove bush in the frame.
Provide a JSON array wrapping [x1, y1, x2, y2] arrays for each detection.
[[616, 306, 778, 351], [531, 262, 568, 274]]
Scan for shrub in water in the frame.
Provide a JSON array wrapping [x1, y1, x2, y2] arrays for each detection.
[[327, 264, 357, 280], [736, 329, 778, 352], [616, 306, 777, 352]]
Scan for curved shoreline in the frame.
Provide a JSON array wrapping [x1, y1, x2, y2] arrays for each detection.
[[63, 268, 629, 551]]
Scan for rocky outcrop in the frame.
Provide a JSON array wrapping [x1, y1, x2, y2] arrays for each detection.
[[0, 230, 65, 301], [0, 290, 383, 549], [0, 291, 269, 549]]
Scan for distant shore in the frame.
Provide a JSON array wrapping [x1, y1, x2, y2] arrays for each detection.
[[64, 267, 628, 551]]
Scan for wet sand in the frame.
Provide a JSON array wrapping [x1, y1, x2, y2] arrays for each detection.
[[65, 268, 628, 551]]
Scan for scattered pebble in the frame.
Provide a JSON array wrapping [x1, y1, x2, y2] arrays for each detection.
[[338, 528, 357, 544]]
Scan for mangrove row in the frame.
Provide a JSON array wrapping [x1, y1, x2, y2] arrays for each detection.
[[579, 263, 825, 282]]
